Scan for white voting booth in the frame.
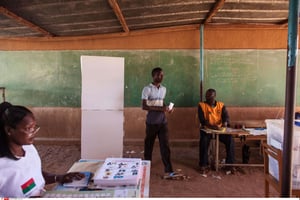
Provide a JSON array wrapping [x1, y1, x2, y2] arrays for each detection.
[[81, 56, 124, 159]]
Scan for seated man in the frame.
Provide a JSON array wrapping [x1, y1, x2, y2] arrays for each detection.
[[198, 88, 235, 173]]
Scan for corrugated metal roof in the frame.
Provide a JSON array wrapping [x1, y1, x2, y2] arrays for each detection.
[[0, 0, 290, 38]]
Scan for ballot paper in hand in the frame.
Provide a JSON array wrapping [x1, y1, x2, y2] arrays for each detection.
[[169, 102, 174, 110]]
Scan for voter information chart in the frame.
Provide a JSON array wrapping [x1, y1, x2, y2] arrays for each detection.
[[43, 159, 150, 198], [94, 158, 142, 187]]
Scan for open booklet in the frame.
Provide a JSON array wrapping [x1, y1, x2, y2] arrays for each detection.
[[93, 157, 142, 187], [63, 171, 92, 188]]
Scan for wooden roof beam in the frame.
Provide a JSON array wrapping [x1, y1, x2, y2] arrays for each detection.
[[203, 0, 225, 24], [278, 18, 288, 27], [0, 6, 54, 37], [108, 0, 129, 33]]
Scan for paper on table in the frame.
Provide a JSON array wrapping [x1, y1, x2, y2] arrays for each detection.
[[244, 128, 267, 136], [63, 171, 92, 188], [67, 160, 103, 174], [93, 158, 142, 187], [202, 127, 227, 133]]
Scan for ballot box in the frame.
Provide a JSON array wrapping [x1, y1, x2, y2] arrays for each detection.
[[266, 119, 300, 189]]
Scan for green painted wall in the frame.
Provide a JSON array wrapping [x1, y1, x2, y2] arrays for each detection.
[[0, 50, 200, 107], [0, 49, 298, 107]]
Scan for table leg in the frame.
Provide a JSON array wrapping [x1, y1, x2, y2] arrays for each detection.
[[208, 134, 215, 169], [215, 134, 219, 171], [215, 134, 219, 172]]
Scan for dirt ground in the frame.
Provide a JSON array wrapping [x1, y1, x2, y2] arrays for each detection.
[[36, 142, 280, 198]]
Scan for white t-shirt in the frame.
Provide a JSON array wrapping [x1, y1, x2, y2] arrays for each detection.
[[0, 144, 45, 197], [141, 83, 167, 124]]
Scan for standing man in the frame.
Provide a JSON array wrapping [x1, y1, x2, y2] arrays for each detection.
[[141, 67, 178, 178], [198, 88, 235, 173]]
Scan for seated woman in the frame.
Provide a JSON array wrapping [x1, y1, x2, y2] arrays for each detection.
[[0, 102, 84, 197]]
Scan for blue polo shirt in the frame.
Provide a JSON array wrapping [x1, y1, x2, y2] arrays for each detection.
[[141, 83, 167, 125]]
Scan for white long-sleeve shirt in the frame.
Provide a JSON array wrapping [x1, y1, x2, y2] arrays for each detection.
[[0, 144, 45, 197]]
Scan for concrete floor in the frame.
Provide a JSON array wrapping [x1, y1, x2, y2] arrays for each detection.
[[36, 141, 280, 197]]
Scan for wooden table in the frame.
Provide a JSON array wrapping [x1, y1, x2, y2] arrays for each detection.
[[203, 128, 267, 172]]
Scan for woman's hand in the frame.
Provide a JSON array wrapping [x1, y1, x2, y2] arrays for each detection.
[[58, 172, 85, 184]]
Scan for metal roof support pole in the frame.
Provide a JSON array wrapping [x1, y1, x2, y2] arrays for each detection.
[[282, 0, 300, 197], [200, 24, 204, 101]]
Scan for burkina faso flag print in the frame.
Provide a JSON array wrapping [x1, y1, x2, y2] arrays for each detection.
[[21, 178, 36, 195]]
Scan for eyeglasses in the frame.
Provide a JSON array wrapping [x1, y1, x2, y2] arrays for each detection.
[[24, 125, 40, 136]]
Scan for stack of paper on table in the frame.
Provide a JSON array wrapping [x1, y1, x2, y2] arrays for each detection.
[[244, 128, 267, 135], [93, 157, 142, 187], [63, 171, 92, 188]]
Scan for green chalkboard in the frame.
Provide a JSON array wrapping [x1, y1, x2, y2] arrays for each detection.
[[203, 50, 290, 106], [124, 50, 200, 107]]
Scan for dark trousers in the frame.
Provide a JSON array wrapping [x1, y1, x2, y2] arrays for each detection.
[[199, 130, 235, 167], [144, 123, 173, 173]]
